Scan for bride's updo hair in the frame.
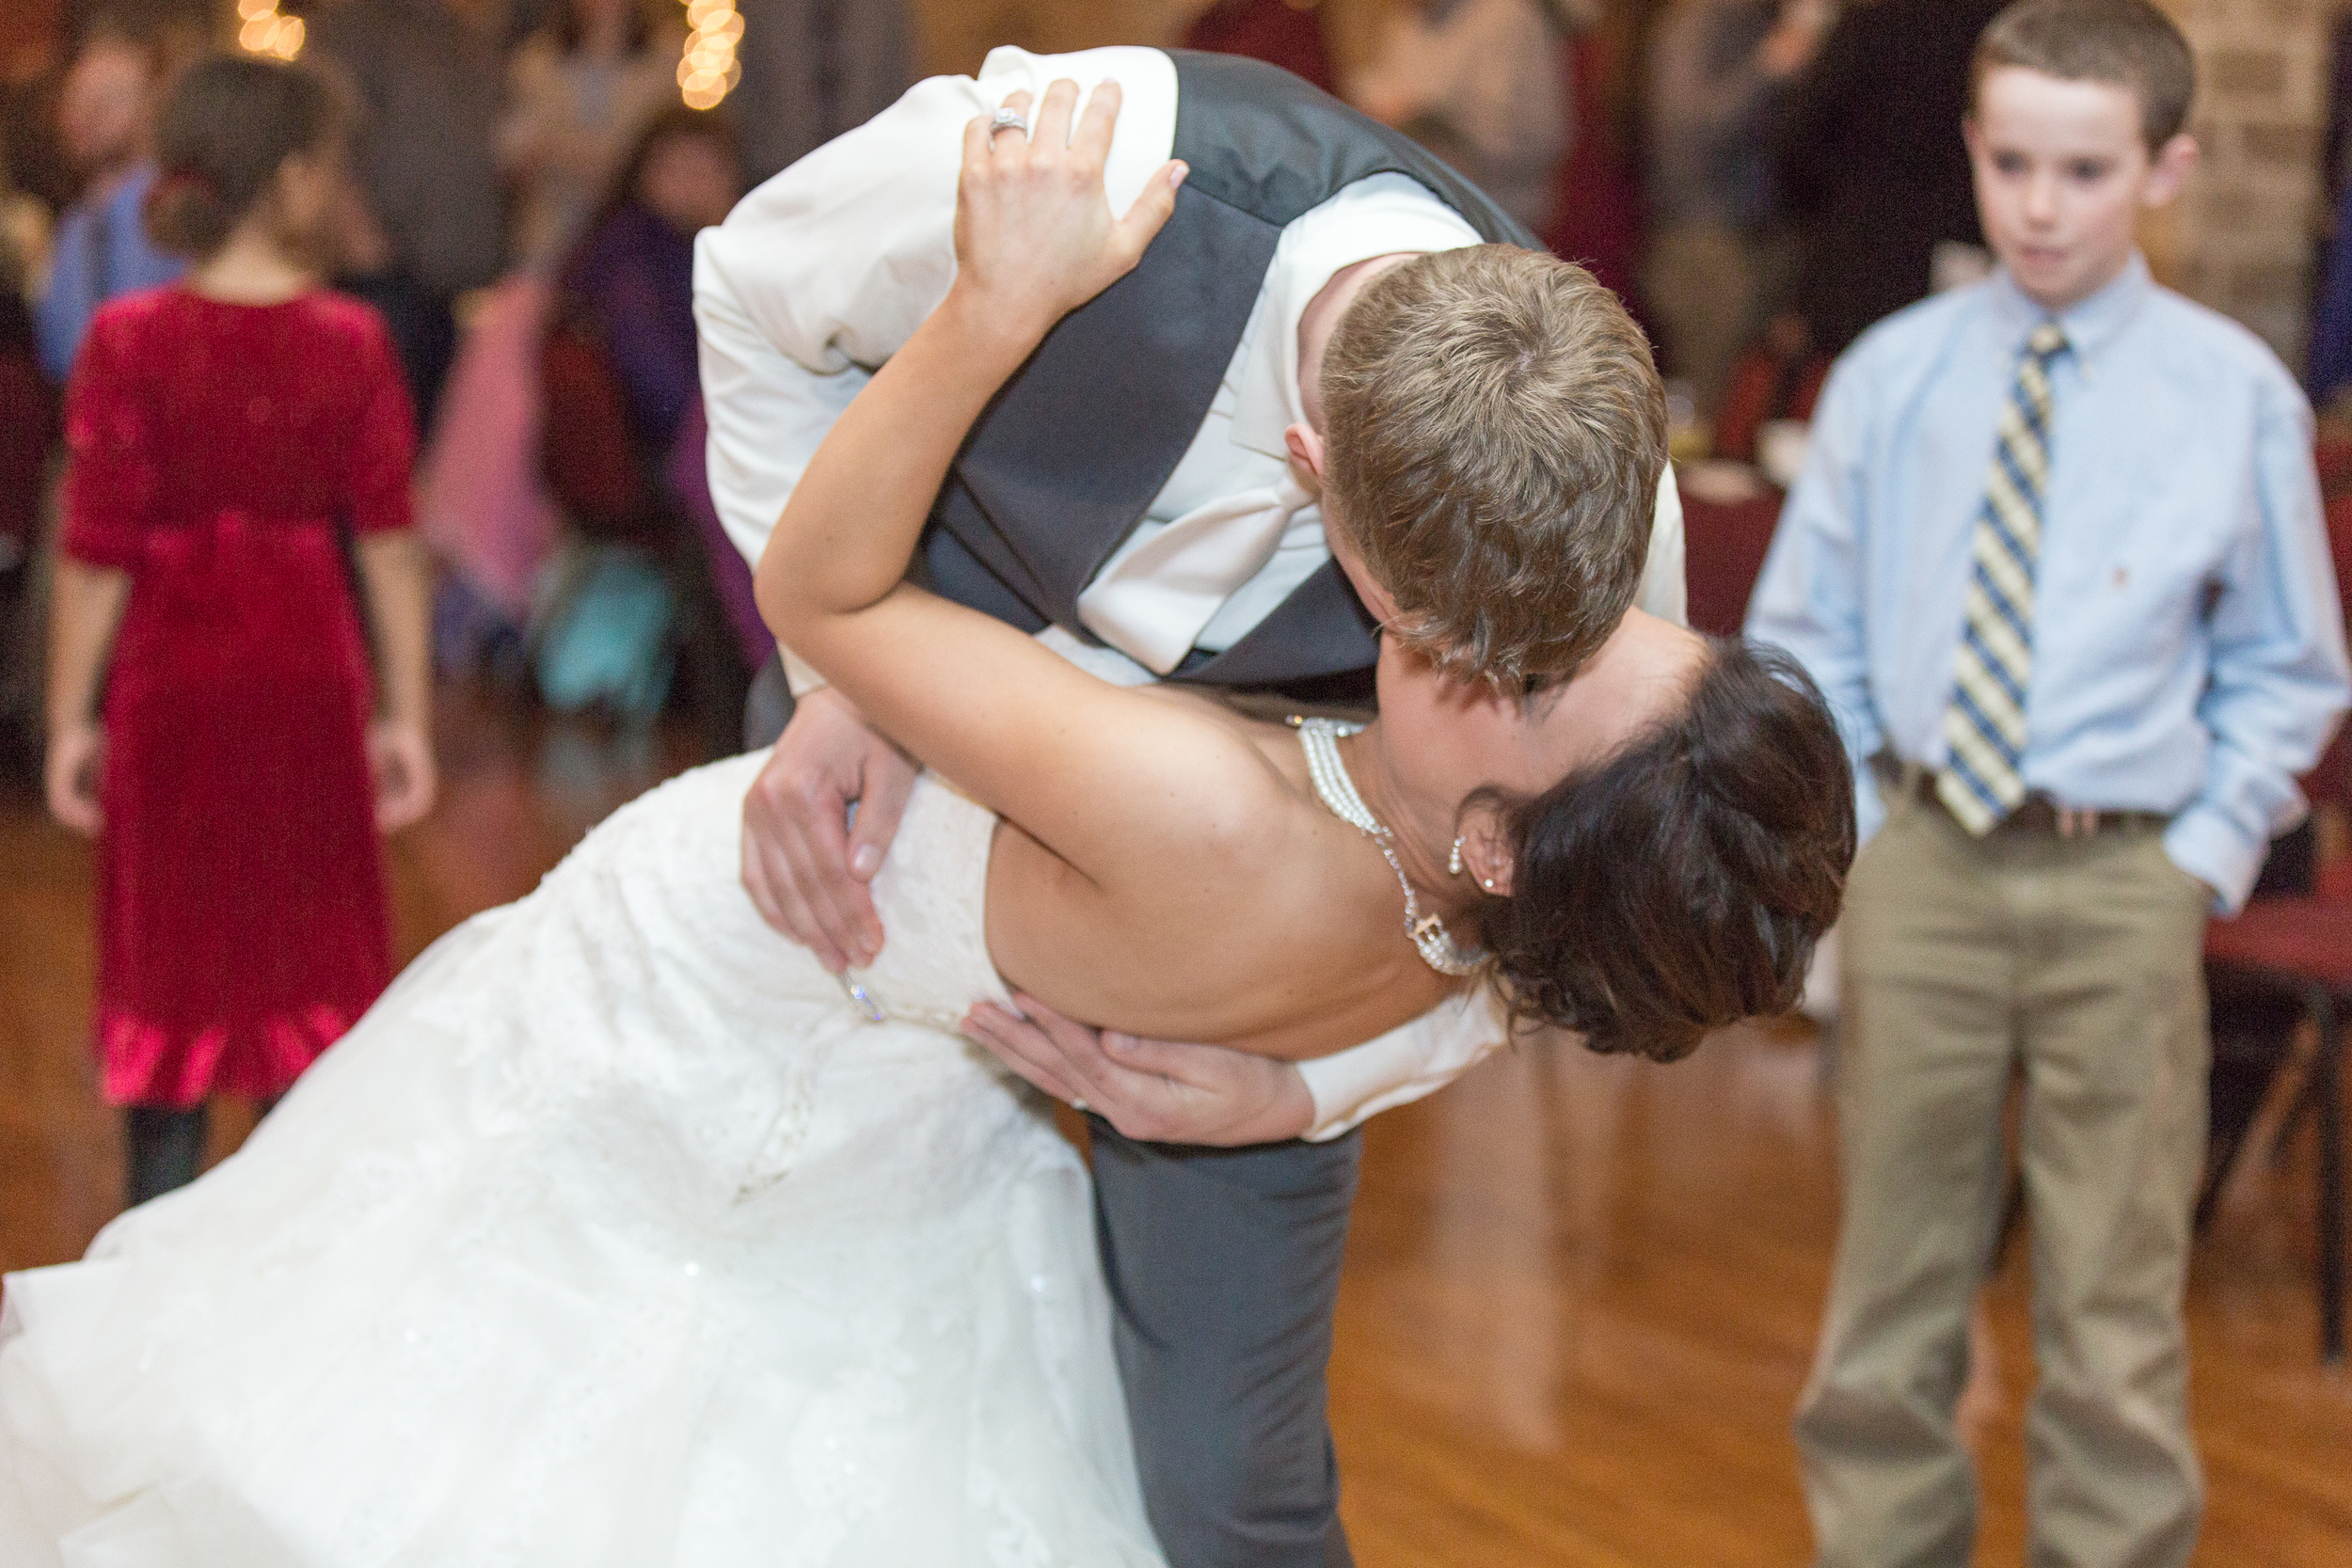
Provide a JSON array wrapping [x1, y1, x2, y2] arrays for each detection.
[[1473, 641, 1855, 1062]]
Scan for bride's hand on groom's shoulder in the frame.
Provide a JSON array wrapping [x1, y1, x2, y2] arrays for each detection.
[[949, 78, 1187, 342], [962, 994, 1316, 1148]]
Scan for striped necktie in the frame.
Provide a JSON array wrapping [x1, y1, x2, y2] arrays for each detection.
[[1936, 321, 2069, 834]]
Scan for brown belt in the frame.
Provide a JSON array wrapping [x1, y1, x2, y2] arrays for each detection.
[[1883, 761, 2169, 838]]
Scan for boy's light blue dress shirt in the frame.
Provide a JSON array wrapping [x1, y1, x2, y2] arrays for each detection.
[[1747, 254, 2352, 912], [34, 163, 185, 384]]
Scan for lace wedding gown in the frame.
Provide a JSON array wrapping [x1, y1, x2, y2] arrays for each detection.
[[0, 752, 1168, 1568]]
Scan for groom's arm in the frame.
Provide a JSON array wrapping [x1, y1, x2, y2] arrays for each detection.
[[695, 46, 1182, 603], [706, 49, 1180, 964], [693, 80, 953, 578]]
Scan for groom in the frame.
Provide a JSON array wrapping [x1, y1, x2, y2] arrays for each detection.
[[696, 47, 1684, 1566]]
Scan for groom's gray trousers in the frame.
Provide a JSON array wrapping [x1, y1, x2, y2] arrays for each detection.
[[748, 670, 1366, 1568], [1088, 1117, 1364, 1568]]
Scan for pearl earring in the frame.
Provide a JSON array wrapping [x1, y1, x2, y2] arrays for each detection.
[[1482, 877, 1497, 893], [1448, 835, 1466, 877]]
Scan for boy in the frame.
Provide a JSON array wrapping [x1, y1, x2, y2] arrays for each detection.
[[1748, 3, 2351, 1564]]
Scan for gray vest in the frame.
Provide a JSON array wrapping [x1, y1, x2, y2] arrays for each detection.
[[922, 50, 1534, 688]]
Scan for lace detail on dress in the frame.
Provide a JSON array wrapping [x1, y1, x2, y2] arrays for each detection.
[[0, 752, 1166, 1568], [839, 772, 1012, 1032]]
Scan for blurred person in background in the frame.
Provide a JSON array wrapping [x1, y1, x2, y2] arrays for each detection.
[[1348, 0, 1584, 235], [309, 0, 506, 430], [727, 0, 912, 187], [2304, 8, 2352, 412], [502, 0, 681, 273], [3, 42, 77, 217], [2, 62, 67, 264], [1642, 0, 1828, 415], [0, 155, 51, 580], [548, 106, 759, 748], [32, 12, 186, 384], [1181, 0, 1337, 96], [0, 102, 53, 778], [563, 105, 740, 458], [44, 54, 432, 1209], [1775, 0, 2007, 356]]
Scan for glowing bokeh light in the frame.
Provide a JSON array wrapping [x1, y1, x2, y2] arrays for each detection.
[[237, 0, 302, 59], [677, 0, 740, 110]]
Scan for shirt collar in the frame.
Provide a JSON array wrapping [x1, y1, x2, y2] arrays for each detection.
[[1231, 226, 1394, 462], [1226, 261, 1313, 462], [1985, 250, 2152, 368], [1227, 177, 1489, 460]]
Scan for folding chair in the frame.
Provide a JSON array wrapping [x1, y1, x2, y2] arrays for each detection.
[[2195, 487, 2352, 1362]]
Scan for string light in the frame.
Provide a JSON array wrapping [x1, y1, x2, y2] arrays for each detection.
[[235, 0, 304, 60], [677, 0, 741, 111]]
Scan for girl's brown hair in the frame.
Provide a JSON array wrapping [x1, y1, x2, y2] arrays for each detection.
[[144, 55, 345, 261]]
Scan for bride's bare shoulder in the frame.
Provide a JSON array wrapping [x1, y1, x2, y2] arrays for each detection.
[[983, 703, 1452, 1054], [1110, 705, 1322, 873]]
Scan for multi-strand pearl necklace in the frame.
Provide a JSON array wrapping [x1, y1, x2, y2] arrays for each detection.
[[1295, 718, 1482, 977]]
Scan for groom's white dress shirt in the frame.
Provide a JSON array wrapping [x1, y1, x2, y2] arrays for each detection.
[[695, 45, 1689, 1136]]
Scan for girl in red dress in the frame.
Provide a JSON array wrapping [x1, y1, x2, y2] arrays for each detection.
[[43, 55, 434, 1210]]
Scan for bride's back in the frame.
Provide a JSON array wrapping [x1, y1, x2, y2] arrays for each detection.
[[976, 694, 1460, 1063]]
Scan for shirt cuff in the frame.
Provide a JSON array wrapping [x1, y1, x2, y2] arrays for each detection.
[[1852, 762, 1886, 851], [782, 646, 829, 699], [2164, 803, 2277, 916], [1295, 990, 1506, 1140]]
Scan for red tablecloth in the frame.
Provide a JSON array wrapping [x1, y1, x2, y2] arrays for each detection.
[[1681, 486, 1787, 639]]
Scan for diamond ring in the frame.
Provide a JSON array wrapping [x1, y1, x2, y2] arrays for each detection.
[[989, 105, 1029, 138]]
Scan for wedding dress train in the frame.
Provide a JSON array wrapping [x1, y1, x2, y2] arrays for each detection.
[[0, 752, 1168, 1567]]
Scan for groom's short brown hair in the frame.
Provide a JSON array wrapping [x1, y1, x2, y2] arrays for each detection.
[[1321, 245, 1666, 685]]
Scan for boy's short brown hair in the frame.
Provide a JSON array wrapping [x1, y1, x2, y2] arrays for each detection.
[[1320, 245, 1666, 686], [1973, 0, 2197, 150]]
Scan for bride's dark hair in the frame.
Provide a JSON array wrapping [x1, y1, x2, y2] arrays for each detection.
[[1472, 640, 1855, 1061]]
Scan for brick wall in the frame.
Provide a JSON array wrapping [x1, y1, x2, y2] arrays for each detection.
[[2152, 0, 2334, 362]]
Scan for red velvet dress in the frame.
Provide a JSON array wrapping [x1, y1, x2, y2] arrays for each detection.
[[61, 288, 417, 1109]]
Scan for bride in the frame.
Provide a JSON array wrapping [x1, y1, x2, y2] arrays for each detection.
[[1, 83, 1851, 1566]]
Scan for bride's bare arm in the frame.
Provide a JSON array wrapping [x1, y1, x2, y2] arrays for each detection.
[[758, 82, 1452, 1059], [754, 83, 1257, 882]]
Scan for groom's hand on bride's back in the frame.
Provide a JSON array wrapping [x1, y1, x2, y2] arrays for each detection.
[[962, 995, 1316, 1148], [742, 688, 918, 972]]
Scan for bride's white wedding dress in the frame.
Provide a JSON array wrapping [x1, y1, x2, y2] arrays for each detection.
[[0, 752, 1168, 1567]]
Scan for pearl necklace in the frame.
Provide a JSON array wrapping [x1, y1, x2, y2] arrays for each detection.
[[1295, 718, 1482, 977]]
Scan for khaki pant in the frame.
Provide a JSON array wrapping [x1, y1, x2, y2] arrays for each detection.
[[1793, 785, 2211, 1568]]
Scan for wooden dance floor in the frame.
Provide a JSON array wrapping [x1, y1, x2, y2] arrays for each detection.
[[3, 684, 2347, 1565]]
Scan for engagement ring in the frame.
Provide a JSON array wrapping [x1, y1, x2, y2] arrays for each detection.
[[990, 105, 1029, 137]]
